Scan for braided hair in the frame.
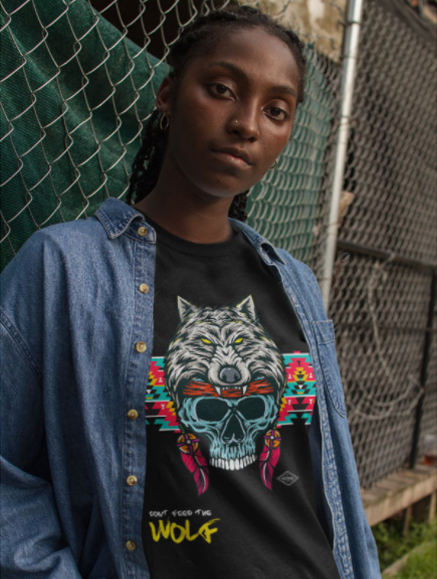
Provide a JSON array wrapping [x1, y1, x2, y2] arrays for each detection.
[[127, 5, 306, 222]]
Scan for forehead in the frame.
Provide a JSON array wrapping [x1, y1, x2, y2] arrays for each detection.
[[188, 26, 300, 90]]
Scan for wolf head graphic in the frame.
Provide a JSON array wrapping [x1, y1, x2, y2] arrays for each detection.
[[165, 296, 286, 474]]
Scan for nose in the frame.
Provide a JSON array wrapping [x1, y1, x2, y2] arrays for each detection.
[[219, 366, 242, 384], [227, 104, 259, 142], [222, 414, 245, 443]]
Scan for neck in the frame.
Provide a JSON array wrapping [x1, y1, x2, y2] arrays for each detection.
[[134, 161, 236, 244]]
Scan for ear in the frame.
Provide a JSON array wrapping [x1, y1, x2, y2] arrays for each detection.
[[235, 295, 257, 320], [178, 297, 198, 321], [156, 76, 175, 116]]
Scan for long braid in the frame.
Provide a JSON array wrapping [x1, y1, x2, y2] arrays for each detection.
[[127, 110, 167, 206], [128, 5, 306, 222], [229, 191, 249, 221]]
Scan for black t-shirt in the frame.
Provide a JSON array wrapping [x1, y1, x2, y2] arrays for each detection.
[[141, 216, 340, 579]]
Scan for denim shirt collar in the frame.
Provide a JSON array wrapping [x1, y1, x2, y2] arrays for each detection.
[[95, 197, 146, 240], [95, 197, 285, 265], [228, 218, 286, 265]]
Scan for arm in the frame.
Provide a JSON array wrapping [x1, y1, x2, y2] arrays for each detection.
[[277, 249, 381, 577], [0, 229, 85, 577], [0, 312, 83, 578]]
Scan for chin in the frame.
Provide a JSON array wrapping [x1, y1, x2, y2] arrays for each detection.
[[192, 175, 253, 200], [175, 153, 258, 200]]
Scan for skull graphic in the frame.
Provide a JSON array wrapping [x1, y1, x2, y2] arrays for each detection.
[[177, 393, 279, 470], [165, 296, 286, 478]]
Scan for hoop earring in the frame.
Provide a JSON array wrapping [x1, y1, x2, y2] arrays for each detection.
[[159, 114, 169, 131], [269, 159, 278, 170]]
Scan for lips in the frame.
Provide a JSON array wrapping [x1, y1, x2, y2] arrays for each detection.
[[212, 147, 253, 166]]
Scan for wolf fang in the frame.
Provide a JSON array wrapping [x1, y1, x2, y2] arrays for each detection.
[[166, 295, 285, 406]]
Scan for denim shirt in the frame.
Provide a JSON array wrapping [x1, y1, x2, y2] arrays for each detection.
[[0, 198, 381, 579]]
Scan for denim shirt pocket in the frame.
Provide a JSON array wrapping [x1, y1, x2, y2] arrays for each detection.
[[313, 320, 347, 418]]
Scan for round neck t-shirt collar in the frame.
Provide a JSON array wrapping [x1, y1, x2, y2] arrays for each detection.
[[141, 213, 245, 258]]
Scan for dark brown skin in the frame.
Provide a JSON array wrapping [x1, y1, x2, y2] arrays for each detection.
[[135, 27, 300, 243]]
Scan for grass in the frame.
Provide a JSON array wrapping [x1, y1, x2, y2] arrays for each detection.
[[391, 539, 436, 579], [372, 509, 437, 576]]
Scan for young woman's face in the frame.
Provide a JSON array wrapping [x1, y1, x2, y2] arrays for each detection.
[[157, 26, 300, 199]]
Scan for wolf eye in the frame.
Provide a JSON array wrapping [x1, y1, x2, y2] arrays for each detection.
[[234, 338, 243, 344], [201, 338, 212, 344]]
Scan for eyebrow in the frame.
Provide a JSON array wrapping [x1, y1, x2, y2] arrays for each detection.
[[206, 60, 297, 99]]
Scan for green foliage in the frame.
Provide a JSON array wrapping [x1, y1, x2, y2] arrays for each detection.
[[373, 511, 437, 569], [394, 539, 437, 579]]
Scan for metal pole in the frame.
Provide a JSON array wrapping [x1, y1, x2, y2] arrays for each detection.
[[409, 269, 436, 469], [321, 0, 365, 313], [336, 239, 437, 272]]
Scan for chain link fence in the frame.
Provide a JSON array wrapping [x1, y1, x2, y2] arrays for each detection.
[[0, 0, 435, 490], [0, 0, 343, 272], [331, 0, 437, 487]]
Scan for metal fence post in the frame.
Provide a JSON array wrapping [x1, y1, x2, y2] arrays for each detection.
[[409, 269, 437, 469], [321, 0, 364, 313]]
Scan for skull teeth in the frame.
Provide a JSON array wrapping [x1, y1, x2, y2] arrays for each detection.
[[218, 385, 248, 395], [211, 455, 256, 470]]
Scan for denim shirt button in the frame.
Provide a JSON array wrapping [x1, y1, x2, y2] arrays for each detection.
[[126, 475, 138, 486], [137, 227, 148, 237], [125, 540, 136, 551], [127, 409, 139, 420], [139, 283, 149, 293], [135, 341, 147, 353]]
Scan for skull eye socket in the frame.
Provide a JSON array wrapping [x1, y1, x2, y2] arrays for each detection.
[[196, 399, 229, 422], [237, 397, 266, 420]]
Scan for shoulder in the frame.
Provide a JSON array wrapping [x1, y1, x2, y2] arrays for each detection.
[[274, 247, 327, 319], [2, 216, 105, 279], [0, 217, 104, 328], [275, 247, 318, 283], [2, 196, 138, 280], [275, 248, 322, 298], [230, 218, 327, 320], [2, 197, 138, 278], [231, 218, 320, 289], [30, 214, 106, 254], [0, 205, 132, 349]]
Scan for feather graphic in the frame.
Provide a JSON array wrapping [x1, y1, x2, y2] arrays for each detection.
[[259, 429, 282, 490], [177, 433, 210, 495]]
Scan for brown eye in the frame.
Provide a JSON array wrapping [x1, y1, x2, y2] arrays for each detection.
[[266, 107, 288, 121], [210, 83, 232, 97]]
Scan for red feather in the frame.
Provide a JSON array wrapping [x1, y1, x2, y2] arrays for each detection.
[[177, 433, 209, 495], [259, 429, 282, 490]]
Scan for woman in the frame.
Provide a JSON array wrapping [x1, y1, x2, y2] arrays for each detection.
[[0, 5, 380, 579]]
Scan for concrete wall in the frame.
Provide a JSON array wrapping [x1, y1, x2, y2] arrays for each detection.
[[249, 0, 347, 61]]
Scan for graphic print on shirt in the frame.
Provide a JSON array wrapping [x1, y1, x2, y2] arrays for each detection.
[[145, 295, 316, 496]]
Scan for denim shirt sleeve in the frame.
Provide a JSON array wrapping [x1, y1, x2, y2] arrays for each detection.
[[0, 233, 83, 578], [276, 249, 381, 579]]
